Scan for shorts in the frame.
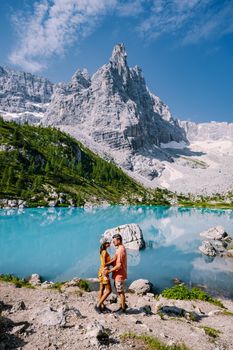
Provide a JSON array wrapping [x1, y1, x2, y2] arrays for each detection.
[[114, 280, 125, 293]]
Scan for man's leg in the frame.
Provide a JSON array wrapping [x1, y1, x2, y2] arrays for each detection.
[[119, 291, 126, 310], [115, 281, 126, 311]]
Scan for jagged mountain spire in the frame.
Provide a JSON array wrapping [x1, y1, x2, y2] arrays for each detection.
[[110, 43, 127, 66], [109, 44, 129, 82]]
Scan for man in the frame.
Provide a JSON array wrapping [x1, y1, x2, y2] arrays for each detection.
[[106, 233, 127, 313]]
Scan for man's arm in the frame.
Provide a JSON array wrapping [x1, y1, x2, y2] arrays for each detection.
[[105, 255, 117, 267], [106, 252, 122, 274], [107, 262, 121, 274]]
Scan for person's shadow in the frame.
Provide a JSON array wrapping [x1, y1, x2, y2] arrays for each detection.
[[0, 301, 30, 349]]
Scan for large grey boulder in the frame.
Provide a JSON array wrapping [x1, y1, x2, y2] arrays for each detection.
[[35, 306, 65, 326], [128, 279, 152, 295], [35, 305, 82, 327], [101, 223, 145, 250], [200, 226, 231, 241], [199, 241, 217, 257]]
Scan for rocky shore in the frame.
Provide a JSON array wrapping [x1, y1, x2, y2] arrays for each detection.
[[1, 277, 233, 350]]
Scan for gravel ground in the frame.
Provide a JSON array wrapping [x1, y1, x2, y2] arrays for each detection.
[[1, 282, 233, 350]]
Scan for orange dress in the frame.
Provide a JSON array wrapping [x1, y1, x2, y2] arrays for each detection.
[[98, 250, 111, 284]]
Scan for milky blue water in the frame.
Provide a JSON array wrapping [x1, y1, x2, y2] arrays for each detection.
[[1, 206, 233, 298]]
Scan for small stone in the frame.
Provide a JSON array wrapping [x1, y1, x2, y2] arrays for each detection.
[[108, 293, 118, 304], [28, 273, 41, 286], [11, 322, 29, 335], [208, 310, 222, 316], [10, 300, 26, 313], [135, 320, 143, 324]]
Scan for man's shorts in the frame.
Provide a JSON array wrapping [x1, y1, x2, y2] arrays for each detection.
[[115, 280, 125, 293]]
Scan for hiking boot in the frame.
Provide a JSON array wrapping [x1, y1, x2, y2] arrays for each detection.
[[94, 305, 103, 314], [114, 303, 128, 312], [102, 305, 111, 313]]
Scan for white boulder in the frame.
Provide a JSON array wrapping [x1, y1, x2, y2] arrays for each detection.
[[199, 241, 216, 257], [101, 223, 145, 250], [200, 226, 231, 241], [128, 279, 152, 295]]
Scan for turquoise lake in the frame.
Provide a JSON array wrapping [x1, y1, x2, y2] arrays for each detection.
[[1, 206, 233, 298]]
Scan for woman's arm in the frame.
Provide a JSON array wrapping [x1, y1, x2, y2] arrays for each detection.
[[105, 255, 116, 267]]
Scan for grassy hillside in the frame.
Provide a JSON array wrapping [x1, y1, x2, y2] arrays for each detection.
[[0, 118, 170, 207]]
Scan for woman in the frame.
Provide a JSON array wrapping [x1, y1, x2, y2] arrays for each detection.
[[95, 240, 112, 313]]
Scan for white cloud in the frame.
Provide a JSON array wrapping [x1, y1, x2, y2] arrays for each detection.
[[136, 0, 233, 44], [9, 0, 116, 73], [116, 0, 145, 17], [8, 0, 233, 73]]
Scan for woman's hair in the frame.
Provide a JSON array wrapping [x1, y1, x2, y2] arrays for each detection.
[[100, 242, 109, 254]]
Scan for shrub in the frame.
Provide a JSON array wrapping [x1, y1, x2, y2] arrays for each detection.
[[78, 279, 90, 292], [201, 326, 221, 338], [0, 274, 34, 288], [161, 284, 224, 308], [121, 332, 189, 350]]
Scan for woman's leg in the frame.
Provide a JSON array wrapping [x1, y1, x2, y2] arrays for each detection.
[[99, 283, 104, 301], [98, 283, 112, 307]]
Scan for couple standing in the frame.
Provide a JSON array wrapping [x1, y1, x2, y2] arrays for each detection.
[[96, 233, 127, 313]]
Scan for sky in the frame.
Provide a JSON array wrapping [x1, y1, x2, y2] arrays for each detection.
[[0, 0, 233, 123]]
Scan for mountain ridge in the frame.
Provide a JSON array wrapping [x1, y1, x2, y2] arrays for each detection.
[[1, 43, 233, 195]]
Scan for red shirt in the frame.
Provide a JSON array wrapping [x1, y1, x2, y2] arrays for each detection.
[[112, 245, 127, 282]]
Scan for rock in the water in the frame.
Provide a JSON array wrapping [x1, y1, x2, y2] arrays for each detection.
[[28, 273, 41, 286], [128, 279, 152, 294], [199, 241, 217, 256], [200, 226, 231, 241], [101, 223, 145, 250]]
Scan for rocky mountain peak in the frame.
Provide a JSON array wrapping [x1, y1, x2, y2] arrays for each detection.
[[43, 44, 187, 181], [110, 43, 127, 67], [109, 43, 129, 83], [71, 68, 91, 90]]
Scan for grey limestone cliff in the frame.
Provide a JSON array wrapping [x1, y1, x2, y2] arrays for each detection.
[[0, 66, 54, 115], [44, 44, 187, 150], [179, 120, 233, 141]]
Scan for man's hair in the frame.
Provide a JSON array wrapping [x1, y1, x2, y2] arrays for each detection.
[[112, 233, 122, 242]]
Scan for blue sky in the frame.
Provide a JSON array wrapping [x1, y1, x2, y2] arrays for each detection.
[[0, 0, 233, 123]]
